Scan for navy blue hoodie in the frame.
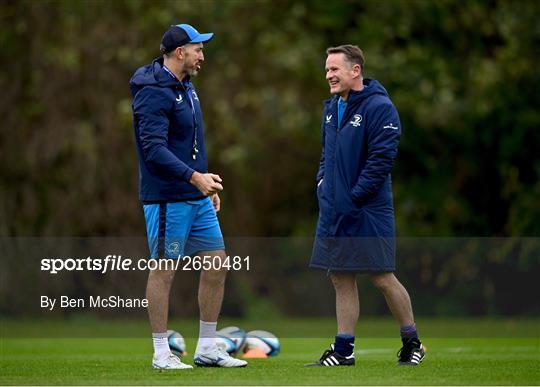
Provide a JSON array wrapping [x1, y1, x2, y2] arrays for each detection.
[[130, 58, 208, 202], [311, 79, 400, 271], [316, 78, 401, 236]]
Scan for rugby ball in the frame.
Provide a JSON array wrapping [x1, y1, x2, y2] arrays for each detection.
[[216, 326, 247, 355], [167, 329, 187, 356], [215, 336, 237, 355], [245, 330, 280, 356]]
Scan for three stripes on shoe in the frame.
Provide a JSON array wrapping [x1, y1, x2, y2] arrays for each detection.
[[322, 355, 341, 366], [409, 347, 424, 365]]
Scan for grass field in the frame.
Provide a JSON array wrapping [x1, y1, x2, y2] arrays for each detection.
[[1, 318, 539, 385]]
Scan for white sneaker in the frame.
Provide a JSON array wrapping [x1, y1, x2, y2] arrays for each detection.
[[152, 352, 193, 369], [194, 346, 248, 368]]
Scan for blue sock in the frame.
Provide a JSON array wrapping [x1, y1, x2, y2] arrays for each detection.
[[334, 333, 355, 356], [400, 323, 419, 340]]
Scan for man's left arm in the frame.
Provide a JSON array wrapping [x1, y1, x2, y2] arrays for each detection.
[[351, 103, 401, 204]]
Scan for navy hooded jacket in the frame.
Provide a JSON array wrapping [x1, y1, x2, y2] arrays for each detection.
[[130, 58, 208, 202], [310, 79, 401, 272]]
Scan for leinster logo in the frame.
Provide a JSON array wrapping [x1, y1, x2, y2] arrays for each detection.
[[167, 241, 181, 257], [350, 114, 362, 127], [325, 114, 332, 124]]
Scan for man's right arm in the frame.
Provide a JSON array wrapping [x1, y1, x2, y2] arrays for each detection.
[[189, 172, 223, 196], [134, 87, 195, 182]]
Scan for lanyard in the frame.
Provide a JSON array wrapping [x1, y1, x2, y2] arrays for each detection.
[[164, 66, 199, 160], [185, 88, 199, 160]]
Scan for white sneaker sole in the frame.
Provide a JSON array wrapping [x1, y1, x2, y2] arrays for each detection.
[[152, 362, 193, 370], [194, 356, 247, 368]]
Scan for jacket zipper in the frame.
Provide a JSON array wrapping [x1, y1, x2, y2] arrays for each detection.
[[330, 99, 343, 270], [331, 100, 349, 270]]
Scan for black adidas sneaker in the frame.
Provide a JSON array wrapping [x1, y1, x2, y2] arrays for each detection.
[[397, 338, 426, 366], [305, 344, 355, 367]]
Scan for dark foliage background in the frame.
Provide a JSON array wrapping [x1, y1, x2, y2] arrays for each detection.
[[1, 0, 538, 317]]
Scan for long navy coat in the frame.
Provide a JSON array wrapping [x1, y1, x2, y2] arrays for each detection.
[[310, 79, 401, 272]]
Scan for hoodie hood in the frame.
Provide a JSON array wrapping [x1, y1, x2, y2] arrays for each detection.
[[129, 57, 180, 97], [349, 78, 389, 102]]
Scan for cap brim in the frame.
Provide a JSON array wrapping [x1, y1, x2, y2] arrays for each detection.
[[190, 32, 214, 44]]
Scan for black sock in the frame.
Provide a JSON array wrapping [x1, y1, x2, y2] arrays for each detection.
[[334, 333, 355, 356]]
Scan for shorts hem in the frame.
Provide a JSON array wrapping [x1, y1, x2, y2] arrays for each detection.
[[149, 243, 226, 260], [185, 244, 226, 256]]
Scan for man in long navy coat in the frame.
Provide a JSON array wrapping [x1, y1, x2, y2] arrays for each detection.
[[307, 45, 426, 367]]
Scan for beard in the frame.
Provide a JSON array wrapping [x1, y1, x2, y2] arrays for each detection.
[[186, 63, 201, 76]]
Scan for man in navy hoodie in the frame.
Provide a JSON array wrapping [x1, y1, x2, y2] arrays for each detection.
[[130, 24, 247, 369], [306, 45, 426, 367]]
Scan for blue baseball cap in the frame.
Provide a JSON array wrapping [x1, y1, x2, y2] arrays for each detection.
[[160, 23, 214, 53]]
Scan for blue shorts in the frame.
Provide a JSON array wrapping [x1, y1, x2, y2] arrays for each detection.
[[143, 197, 225, 259]]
